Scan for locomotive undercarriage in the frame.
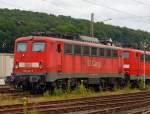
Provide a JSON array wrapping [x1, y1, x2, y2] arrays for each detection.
[[7, 73, 128, 94], [7, 75, 46, 94], [7, 72, 149, 94]]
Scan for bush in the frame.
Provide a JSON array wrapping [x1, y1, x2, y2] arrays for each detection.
[[123, 82, 132, 92], [53, 87, 64, 96], [112, 85, 120, 91], [73, 81, 93, 96], [138, 75, 149, 90], [43, 91, 50, 97]]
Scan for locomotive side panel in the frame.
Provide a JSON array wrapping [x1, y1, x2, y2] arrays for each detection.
[[130, 52, 140, 77], [112, 58, 121, 74], [86, 56, 101, 74], [139, 53, 150, 79], [62, 42, 123, 78], [74, 55, 82, 73], [64, 55, 74, 73]]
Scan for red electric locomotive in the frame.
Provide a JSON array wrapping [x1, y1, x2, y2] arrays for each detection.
[[9, 33, 150, 92], [123, 48, 150, 82], [10, 34, 125, 92]]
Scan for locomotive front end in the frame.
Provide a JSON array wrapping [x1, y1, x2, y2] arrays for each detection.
[[12, 36, 48, 91]]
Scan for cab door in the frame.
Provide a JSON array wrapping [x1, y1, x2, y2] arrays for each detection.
[[56, 42, 63, 73], [123, 51, 130, 75]]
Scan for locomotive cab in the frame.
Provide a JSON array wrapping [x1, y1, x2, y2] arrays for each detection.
[[15, 37, 47, 72], [12, 36, 49, 91]]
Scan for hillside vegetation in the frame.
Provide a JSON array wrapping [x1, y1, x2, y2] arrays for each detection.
[[0, 8, 150, 53]]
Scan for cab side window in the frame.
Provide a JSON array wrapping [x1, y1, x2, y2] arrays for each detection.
[[74, 45, 81, 55], [98, 48, 105, 57], [123, 52, 130, 58], [112, 50, 118, 57], [91, 47, 97, 56], [64, 44, 73, 54], [106, 49, 112, 57], [82, 46, 90, 56]]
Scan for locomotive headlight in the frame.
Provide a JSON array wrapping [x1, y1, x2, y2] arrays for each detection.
[[39, 62, 42, 69], [15, 62, 19, 69], [32, 62, 40, 68]]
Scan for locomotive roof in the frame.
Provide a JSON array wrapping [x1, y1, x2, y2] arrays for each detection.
[[123, 48, 150, 55], [16, 36, 150, 54], [16, 36, 121, 50]]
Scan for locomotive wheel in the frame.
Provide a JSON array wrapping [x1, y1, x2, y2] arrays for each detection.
[[30, 83, 46, 94]]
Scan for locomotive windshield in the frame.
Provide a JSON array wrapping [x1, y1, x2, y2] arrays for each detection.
[[32, 42, 45, 52], [17, 42, 27, 52]]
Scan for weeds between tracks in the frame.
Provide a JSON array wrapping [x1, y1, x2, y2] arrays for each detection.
[[0, 80, 150, 106], [0, 82, 150, 114]]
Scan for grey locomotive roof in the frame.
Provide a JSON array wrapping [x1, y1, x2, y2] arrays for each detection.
[[79, 36, 99, 43]]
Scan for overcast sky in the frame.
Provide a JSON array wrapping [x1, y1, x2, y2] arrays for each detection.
[[0, 0, 150, 32]]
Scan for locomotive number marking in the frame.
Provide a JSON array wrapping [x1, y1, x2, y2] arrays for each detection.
[[19, 62, 39, 68], [25, 63, 32, 68]]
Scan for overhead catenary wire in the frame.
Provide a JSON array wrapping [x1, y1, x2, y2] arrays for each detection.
[[0, 0, 150, 22], [0, 0, 31, 11], [131, 0, 150, 6], [84, 0, 142, 17], [83, 0, 150, 19]]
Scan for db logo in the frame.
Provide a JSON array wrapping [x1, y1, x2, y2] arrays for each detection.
[[87, 59, 102, 68]]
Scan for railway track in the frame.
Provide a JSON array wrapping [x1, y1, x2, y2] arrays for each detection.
[[0, 85, 37, 99], [1, 91, 150, 114], [0, 85, 21, 94]]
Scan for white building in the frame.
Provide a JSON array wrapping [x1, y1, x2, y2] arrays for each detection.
[[0, 53, 14, 79]]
